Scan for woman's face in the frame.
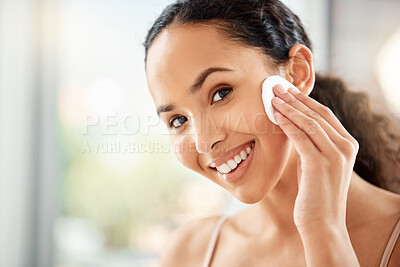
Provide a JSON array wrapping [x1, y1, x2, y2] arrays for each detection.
[[145, 24, 293, 204]]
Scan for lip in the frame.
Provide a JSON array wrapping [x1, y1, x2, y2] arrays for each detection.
[[207, 140, 255, 168], [214, 140, 255, 183]]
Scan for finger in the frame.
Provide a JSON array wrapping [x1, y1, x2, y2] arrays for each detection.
[[287, 86, 359, 150], [297, 155, 302, 186], [273, 109, 320, 158], [272, 96, 337, 155], [273, 84, 346, 147]]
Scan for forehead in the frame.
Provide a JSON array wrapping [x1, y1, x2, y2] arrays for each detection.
[[145, 23, 267, 104]]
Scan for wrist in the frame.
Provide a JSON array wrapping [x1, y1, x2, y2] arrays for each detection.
[[296, 219, 347, 237], [298, 223, 360, 267]]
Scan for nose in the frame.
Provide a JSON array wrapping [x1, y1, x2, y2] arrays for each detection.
[[192, 112, 227, 154]]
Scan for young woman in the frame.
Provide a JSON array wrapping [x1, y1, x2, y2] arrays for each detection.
[[143, 0, 400, 266]]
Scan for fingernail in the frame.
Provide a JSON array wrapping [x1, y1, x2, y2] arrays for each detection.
[[274, 111, 283, 118], [274, 111, 284, 122], [288, 87, 301, 95], [274, 84, 287, 95], [273, 97, 285, 104]]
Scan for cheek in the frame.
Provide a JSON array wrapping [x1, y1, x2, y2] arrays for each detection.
[[170, 135, 201, 172], [230, 135, 292, 204], [257, 131, 292, 191], [224, 96, 275, 135]]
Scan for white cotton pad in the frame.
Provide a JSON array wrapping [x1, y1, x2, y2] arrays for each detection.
[[261, 75, 296, 125]]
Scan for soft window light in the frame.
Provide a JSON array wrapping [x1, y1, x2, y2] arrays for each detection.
[[376, 26, 400, 114]]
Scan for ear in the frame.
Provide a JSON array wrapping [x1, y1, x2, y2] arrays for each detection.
[[283, 44, 315, 95]]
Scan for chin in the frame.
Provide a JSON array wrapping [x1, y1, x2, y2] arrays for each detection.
[[229, 178, 274, 204], [234, 192, 266, 205]]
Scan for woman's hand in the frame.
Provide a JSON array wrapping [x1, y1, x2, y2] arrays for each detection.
[[271, 84, 360, 233]]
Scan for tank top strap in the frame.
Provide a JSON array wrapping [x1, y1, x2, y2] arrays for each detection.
[[379, 216, 400, 267], [202, 215, 230, 267]]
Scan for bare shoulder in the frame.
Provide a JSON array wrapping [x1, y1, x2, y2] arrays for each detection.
[[380, 194, 400, 267], [158, 215, 223, 267], [385, 193, 400, 267], [388, 224, 400, 267], [349, 187, 400, 267]]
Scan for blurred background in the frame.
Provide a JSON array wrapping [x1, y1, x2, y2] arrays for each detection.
[[1, 0, 399, 266]]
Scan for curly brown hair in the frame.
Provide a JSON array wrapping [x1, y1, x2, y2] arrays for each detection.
[[143, 0, 400, 193], [312, 75, 400, 193]]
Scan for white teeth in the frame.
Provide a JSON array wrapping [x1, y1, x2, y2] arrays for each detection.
[[240, 150, 247, 160], [227, 159, 237, 170], [214, 142, 255, 175], [234, 155, 242, 164], [220, 163, 231, 174]]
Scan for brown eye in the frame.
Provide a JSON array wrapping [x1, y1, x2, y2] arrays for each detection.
[[169, 116, 188, 129], [212, 87, 232, 103]]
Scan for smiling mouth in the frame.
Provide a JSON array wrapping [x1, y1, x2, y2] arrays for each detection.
[[209, 140, 255, 175]]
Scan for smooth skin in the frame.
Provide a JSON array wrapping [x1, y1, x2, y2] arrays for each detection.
[[145, 23, 400, 266]]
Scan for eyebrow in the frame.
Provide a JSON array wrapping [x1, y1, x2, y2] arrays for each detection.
[[156, 67, 234, 117], [157, 104, 176, 117]]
